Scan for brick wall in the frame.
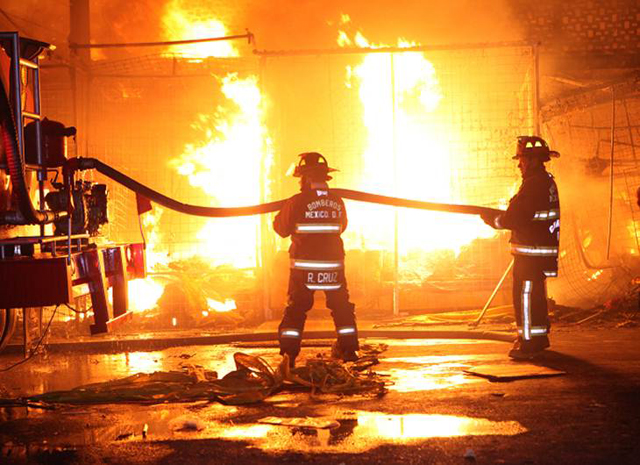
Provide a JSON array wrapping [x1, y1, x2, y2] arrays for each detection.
[[512, 0, 640, 67]]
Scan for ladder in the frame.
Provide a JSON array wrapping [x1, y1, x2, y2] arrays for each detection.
[[0, 31, 50, 235]]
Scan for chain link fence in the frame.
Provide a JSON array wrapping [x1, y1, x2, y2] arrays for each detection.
[[41, 43, 538, 318]]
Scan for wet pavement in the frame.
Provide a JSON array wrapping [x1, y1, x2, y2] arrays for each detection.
[[1, 327, 640, 464]]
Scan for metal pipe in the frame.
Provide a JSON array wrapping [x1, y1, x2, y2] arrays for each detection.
[[533, 43, 541, 136], [469, 259, 514, 328], [22, 110, 41, 120], [19, 58, 37, 70], [391, 52, 399, 317], [0, 210, 67, 224], [69, 32, 254, 49], [8, 32, 23, 162], [606, 87, 616, 259], [255, 40, 533, 58], [258, 55, 271, 323], [33, 54, 46, 237]]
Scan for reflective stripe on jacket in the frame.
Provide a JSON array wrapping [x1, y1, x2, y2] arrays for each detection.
[[274, 187, 348, 260], [498, 167, 560, 276]]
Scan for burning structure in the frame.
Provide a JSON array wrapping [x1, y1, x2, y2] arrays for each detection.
[[1, 0, 640, 351]]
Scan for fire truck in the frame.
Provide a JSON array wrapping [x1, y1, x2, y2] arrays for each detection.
[[0, 32, 146, 354]]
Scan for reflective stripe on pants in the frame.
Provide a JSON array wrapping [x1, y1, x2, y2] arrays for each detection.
[[512, 257, 550, 351], [278, 268, 358, 358]]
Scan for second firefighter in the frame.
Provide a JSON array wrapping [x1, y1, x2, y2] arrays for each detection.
[[482, 136, 560, 360]]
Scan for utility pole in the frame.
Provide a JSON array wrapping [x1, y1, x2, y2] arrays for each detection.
[[69, 0, 90, 155]]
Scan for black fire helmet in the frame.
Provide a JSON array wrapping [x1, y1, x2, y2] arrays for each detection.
[[514, 136, 560, 161], [293, 152, 338, 179]]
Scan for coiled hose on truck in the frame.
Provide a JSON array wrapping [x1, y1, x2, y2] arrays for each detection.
[[66, 157, 503, 218]]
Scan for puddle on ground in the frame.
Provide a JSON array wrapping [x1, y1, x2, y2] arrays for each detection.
[[367, 338, 506, 347], [0, 408, 526, 455], [0, 337, 524, 455], [211, 411, 527, 453], [0, 407, 45, 423], [0, 337, 504, 398], [0, 345, 282, 398], [380, 354, 497, 392]]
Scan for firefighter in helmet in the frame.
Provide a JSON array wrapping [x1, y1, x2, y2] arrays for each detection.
[[274, 152, 358, 367], [482, 136, 560, 360]]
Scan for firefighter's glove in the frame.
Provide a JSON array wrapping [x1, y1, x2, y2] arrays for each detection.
[[480, 212, 501, 229]]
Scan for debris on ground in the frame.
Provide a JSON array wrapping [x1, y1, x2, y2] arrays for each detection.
[[171, 416, 206, 431], [257, 416, 340, 429], [115, 432, 134, 441], [0, 351, 388, 407], [464, 363, 566, 381], [463, 448, 476, 460], [372, 306, 513, 328], [285, 355, 387, 396], [550, 291, 640, 327]]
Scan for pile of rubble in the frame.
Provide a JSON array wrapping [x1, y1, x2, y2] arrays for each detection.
[[0, 347, 388, 408]]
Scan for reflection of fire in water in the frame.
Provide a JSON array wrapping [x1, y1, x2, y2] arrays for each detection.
[[354, 412, 526, 439], [209, 412, 526, 453], [339, 18, 496, 262]]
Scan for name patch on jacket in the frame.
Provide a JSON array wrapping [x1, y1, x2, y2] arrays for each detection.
[[307, 199, 342, 211], [305, 210, 342, 219]]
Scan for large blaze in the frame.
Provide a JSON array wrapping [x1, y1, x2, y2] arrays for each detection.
[[162, 2, 270, 270], [339, 20, 497, 267], [127, 4, 272, 314], [169, 72, 271, 269], [161, 0, 238, 58], [127, 10, 507, 314]]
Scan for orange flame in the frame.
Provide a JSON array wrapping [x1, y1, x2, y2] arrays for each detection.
[[207, 298, 237, 313], [164, 5, 272, 269], [339, 21, 496, 258], [128, 277, 165, 312], [162, 0, 238, 58], [127, 207, 166, 313]]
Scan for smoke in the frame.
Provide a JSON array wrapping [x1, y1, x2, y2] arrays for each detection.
[[88, 0, 525, 56], [545, 104, 640, 308], [245, 0, 523, 50], [0, 1, 68, 54], [0, 1, 526, 60]]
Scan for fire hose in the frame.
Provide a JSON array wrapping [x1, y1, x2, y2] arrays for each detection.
[[64, 157, 503, 218]]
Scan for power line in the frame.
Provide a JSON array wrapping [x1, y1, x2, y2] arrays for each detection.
[[0, 7, 67, 38]]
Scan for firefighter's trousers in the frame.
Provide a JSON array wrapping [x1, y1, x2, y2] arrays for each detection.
[[512, 257, 551, 352], [278, 268, 358, 359]]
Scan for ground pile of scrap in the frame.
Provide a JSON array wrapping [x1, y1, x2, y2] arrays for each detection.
[[372, 294, 640, 330], [0, 346, 388, 408]]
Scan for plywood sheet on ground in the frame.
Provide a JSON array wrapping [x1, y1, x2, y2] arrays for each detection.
[[464, 364, 566, 381]]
